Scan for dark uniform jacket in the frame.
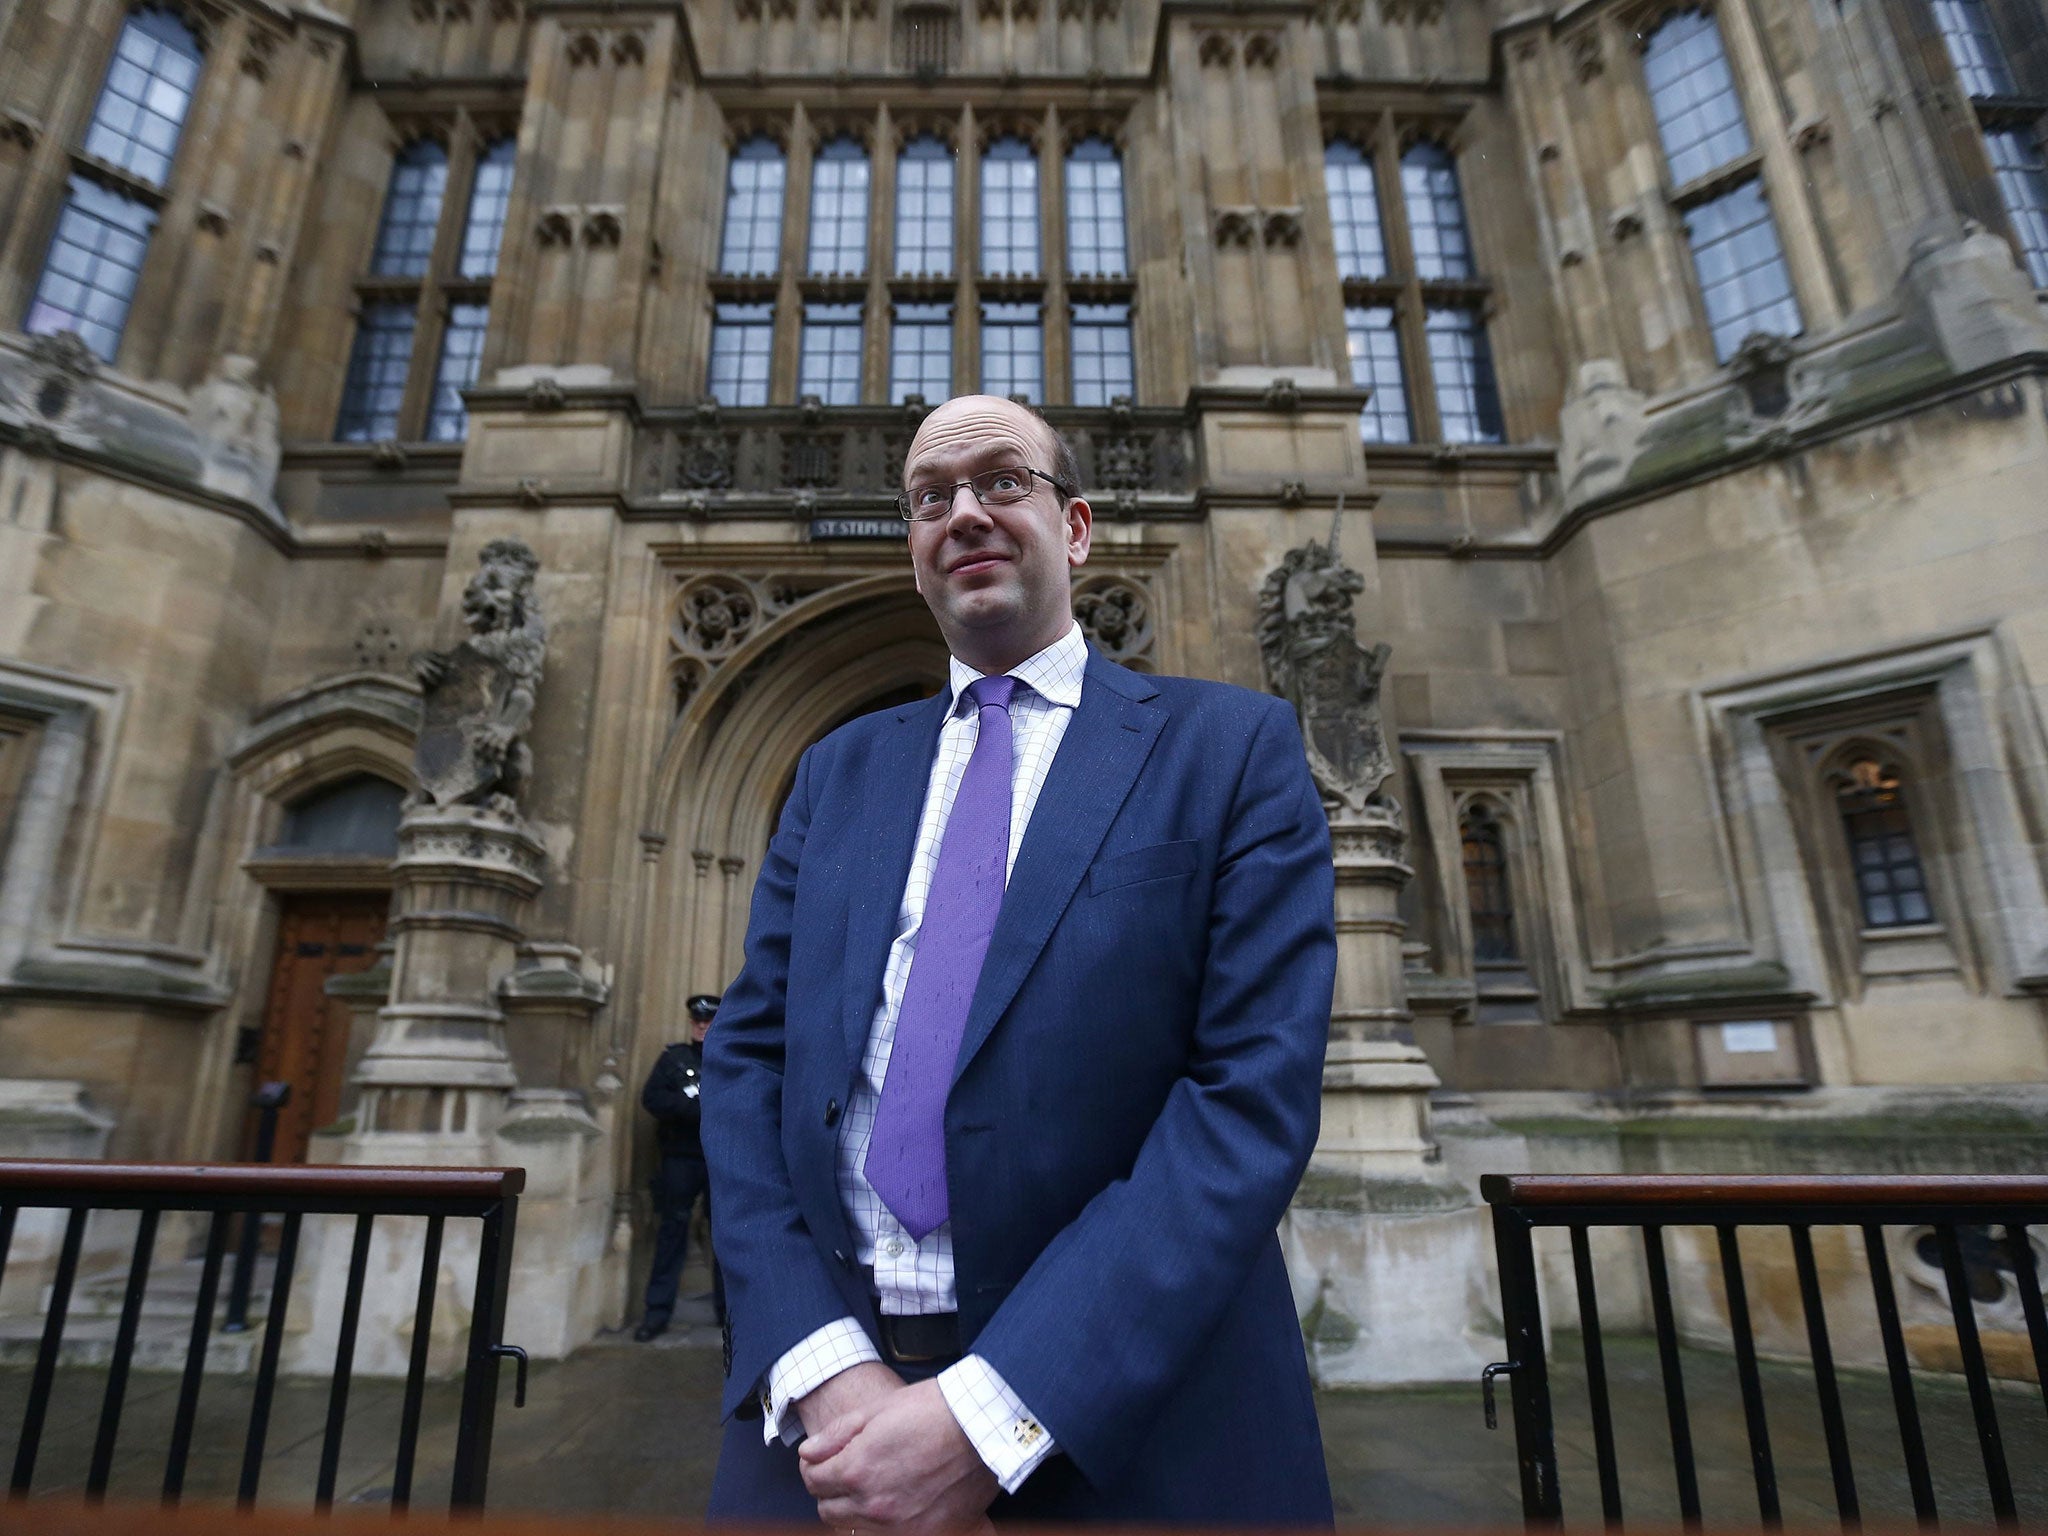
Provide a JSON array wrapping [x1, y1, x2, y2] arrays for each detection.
[[641, 1040, 706, 1159]]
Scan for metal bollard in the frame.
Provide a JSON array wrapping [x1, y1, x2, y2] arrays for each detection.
[[222, 1081, 291, 1334]]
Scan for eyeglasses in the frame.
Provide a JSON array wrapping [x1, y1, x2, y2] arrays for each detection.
[[897, 464, 1073, 522]]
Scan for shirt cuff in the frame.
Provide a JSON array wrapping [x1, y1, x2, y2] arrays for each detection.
[[762, 1317, 883, 1445], [937, 1353, 1058, 1494]]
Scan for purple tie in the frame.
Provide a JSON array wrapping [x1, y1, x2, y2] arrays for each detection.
[[865, 674, 1018, 1239]]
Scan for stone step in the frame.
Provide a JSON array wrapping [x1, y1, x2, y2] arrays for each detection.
[[0, 1312, 260, 1374], [49, 1253, 276, 1324]]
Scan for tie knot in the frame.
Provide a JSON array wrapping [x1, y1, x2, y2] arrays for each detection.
[[965, 674, 1017, 713]]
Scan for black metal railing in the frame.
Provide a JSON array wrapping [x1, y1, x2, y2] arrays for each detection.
[[1482, 1174, 2048, 1531], [0, 1160, 526, 1510]]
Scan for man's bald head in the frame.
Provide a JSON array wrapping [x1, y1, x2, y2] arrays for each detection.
[[905, 396, 1082, 502]]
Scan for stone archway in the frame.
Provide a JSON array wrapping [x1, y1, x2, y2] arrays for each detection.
[[635, 579, 946, 1068]]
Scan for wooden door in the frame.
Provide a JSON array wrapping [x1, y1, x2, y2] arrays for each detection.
[[249, 892, 390, 1164]]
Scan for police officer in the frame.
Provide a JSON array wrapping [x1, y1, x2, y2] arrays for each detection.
[[634, 993, 724, 1342]]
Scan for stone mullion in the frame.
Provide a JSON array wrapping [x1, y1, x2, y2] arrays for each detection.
[[1609, 15, 1715, 383], [120, 7, 251, 378], [1229, 50, 1271, 366], [957, 105, 979, 395], [0, 0, 126, 336], [1041, 106, 1068, 405], [1718, 0, 1844, 330], [1375, 115, 1439, 444], [864, 104, 893, 403], [773, 105, 813, 402], [1502, 30, 1619, 375], [224, 26, 349, 363]]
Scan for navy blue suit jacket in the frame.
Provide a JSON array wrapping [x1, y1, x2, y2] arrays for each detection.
[[701, 648, 1337, 1521]]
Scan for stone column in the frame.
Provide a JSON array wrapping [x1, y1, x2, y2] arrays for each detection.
[[1260, 532, 1504, 1388]]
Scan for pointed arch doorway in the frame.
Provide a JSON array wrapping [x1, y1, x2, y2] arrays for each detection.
[[638, 580, 948, 1061]]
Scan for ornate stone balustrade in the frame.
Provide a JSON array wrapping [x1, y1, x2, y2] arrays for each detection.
[[628, 399, 1201, 516]]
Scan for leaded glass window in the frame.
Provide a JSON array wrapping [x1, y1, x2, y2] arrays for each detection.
[[1681, 180, 1803, 361], [1326, 140, 1388, 281], [1070, 303, 1134, 406], [799, 302, 863, 404], [895, 135, 954, 277], [1934, 0, 2017, 99], [1426, 307, 1503, 444], [1642, 10, 1752, 187], [371, 141, 449, 279], [890, 303, 952, 404], [1065, 137, 1128, 279], [1345, 304, 1411, 444], [981, 136, 1039, 278], [1461, 804, 1518, 963], [426, 302, 489, 441], [335, 302, 417, 441], [1986, 128, 2048, 285], [708, 301, 774, 405], [807, 136, 869, 277], [82, 9, 202, 188], [24, 178, 156, 363], [719, 137, 786, 277], [1835, 758, 1934, 929], [980, 301, 1042, 402], [1401, 142, 1475, 281], [459, 137, 517, 280]]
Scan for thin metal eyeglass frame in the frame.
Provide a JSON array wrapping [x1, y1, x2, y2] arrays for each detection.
[[897, 464, 1073, 521]]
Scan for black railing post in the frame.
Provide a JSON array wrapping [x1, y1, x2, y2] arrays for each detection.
[[222, 1081, 290, 1334], [1489, 1199, 1561, 1526], [449, 1191, 522, 1510]]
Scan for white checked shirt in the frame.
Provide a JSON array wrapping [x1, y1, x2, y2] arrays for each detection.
[[761, 622, 1089, 1492]]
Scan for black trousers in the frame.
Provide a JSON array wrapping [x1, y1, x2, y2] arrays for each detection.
[[642, 1154, 722, 1329]]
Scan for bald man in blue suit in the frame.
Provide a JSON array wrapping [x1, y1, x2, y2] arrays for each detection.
[[701, 395, 1337, 1528]]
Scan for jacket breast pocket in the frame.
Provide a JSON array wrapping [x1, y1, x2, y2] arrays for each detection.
[[1088, 839, 1200, 895]]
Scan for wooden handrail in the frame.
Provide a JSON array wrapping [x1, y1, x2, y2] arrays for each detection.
[[1482, 1173, 2048, 1207], [0, 1160, 525, 1200]]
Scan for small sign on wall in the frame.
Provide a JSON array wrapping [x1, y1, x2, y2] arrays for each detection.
[[1695, 1018, 1807, 1088], [809, 517, 903, 541]]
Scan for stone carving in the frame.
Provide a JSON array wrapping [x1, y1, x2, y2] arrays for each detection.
[[666, 572, 831, 717], [25, 331, 99, 422], [1259, 505, 1400, 823], [1073, 576, 1153, 669], [191, 354, 281, 507], [410, 540, 547, 814]]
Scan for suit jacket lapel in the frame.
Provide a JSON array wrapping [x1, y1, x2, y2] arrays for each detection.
[[842, 689, 951, 1064], [952, 652, 1165, 1085]]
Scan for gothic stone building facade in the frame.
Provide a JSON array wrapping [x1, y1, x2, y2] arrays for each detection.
[[3, 0, 2048, 1364]]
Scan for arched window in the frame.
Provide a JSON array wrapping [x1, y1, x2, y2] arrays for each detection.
[[1461, 803, 1518, 963], [1399, 141, 1473, 281], [24, 9, 202, 361], [1834, 757, 1933, 929], [807, 135, 870, 277], [1642, 9, 1801, 360], [1325, 139, 1387, 281], [459, 136, 518, 280], [895, 134, 954, 277], [371, 140, 449, 279], [719, 135, 786, 277], [277, 775, 405, 858], [1065, 136, 1127, 279], [981, 135, 1039, 277]]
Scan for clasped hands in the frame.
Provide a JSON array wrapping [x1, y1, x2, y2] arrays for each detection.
[[795, 1361, 999, 1536]]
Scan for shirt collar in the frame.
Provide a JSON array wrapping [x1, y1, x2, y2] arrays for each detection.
[[946, 622, 1088, 714]]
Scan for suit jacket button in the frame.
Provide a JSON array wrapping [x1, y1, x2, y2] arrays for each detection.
[[824, 1098, 840, 1127]]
